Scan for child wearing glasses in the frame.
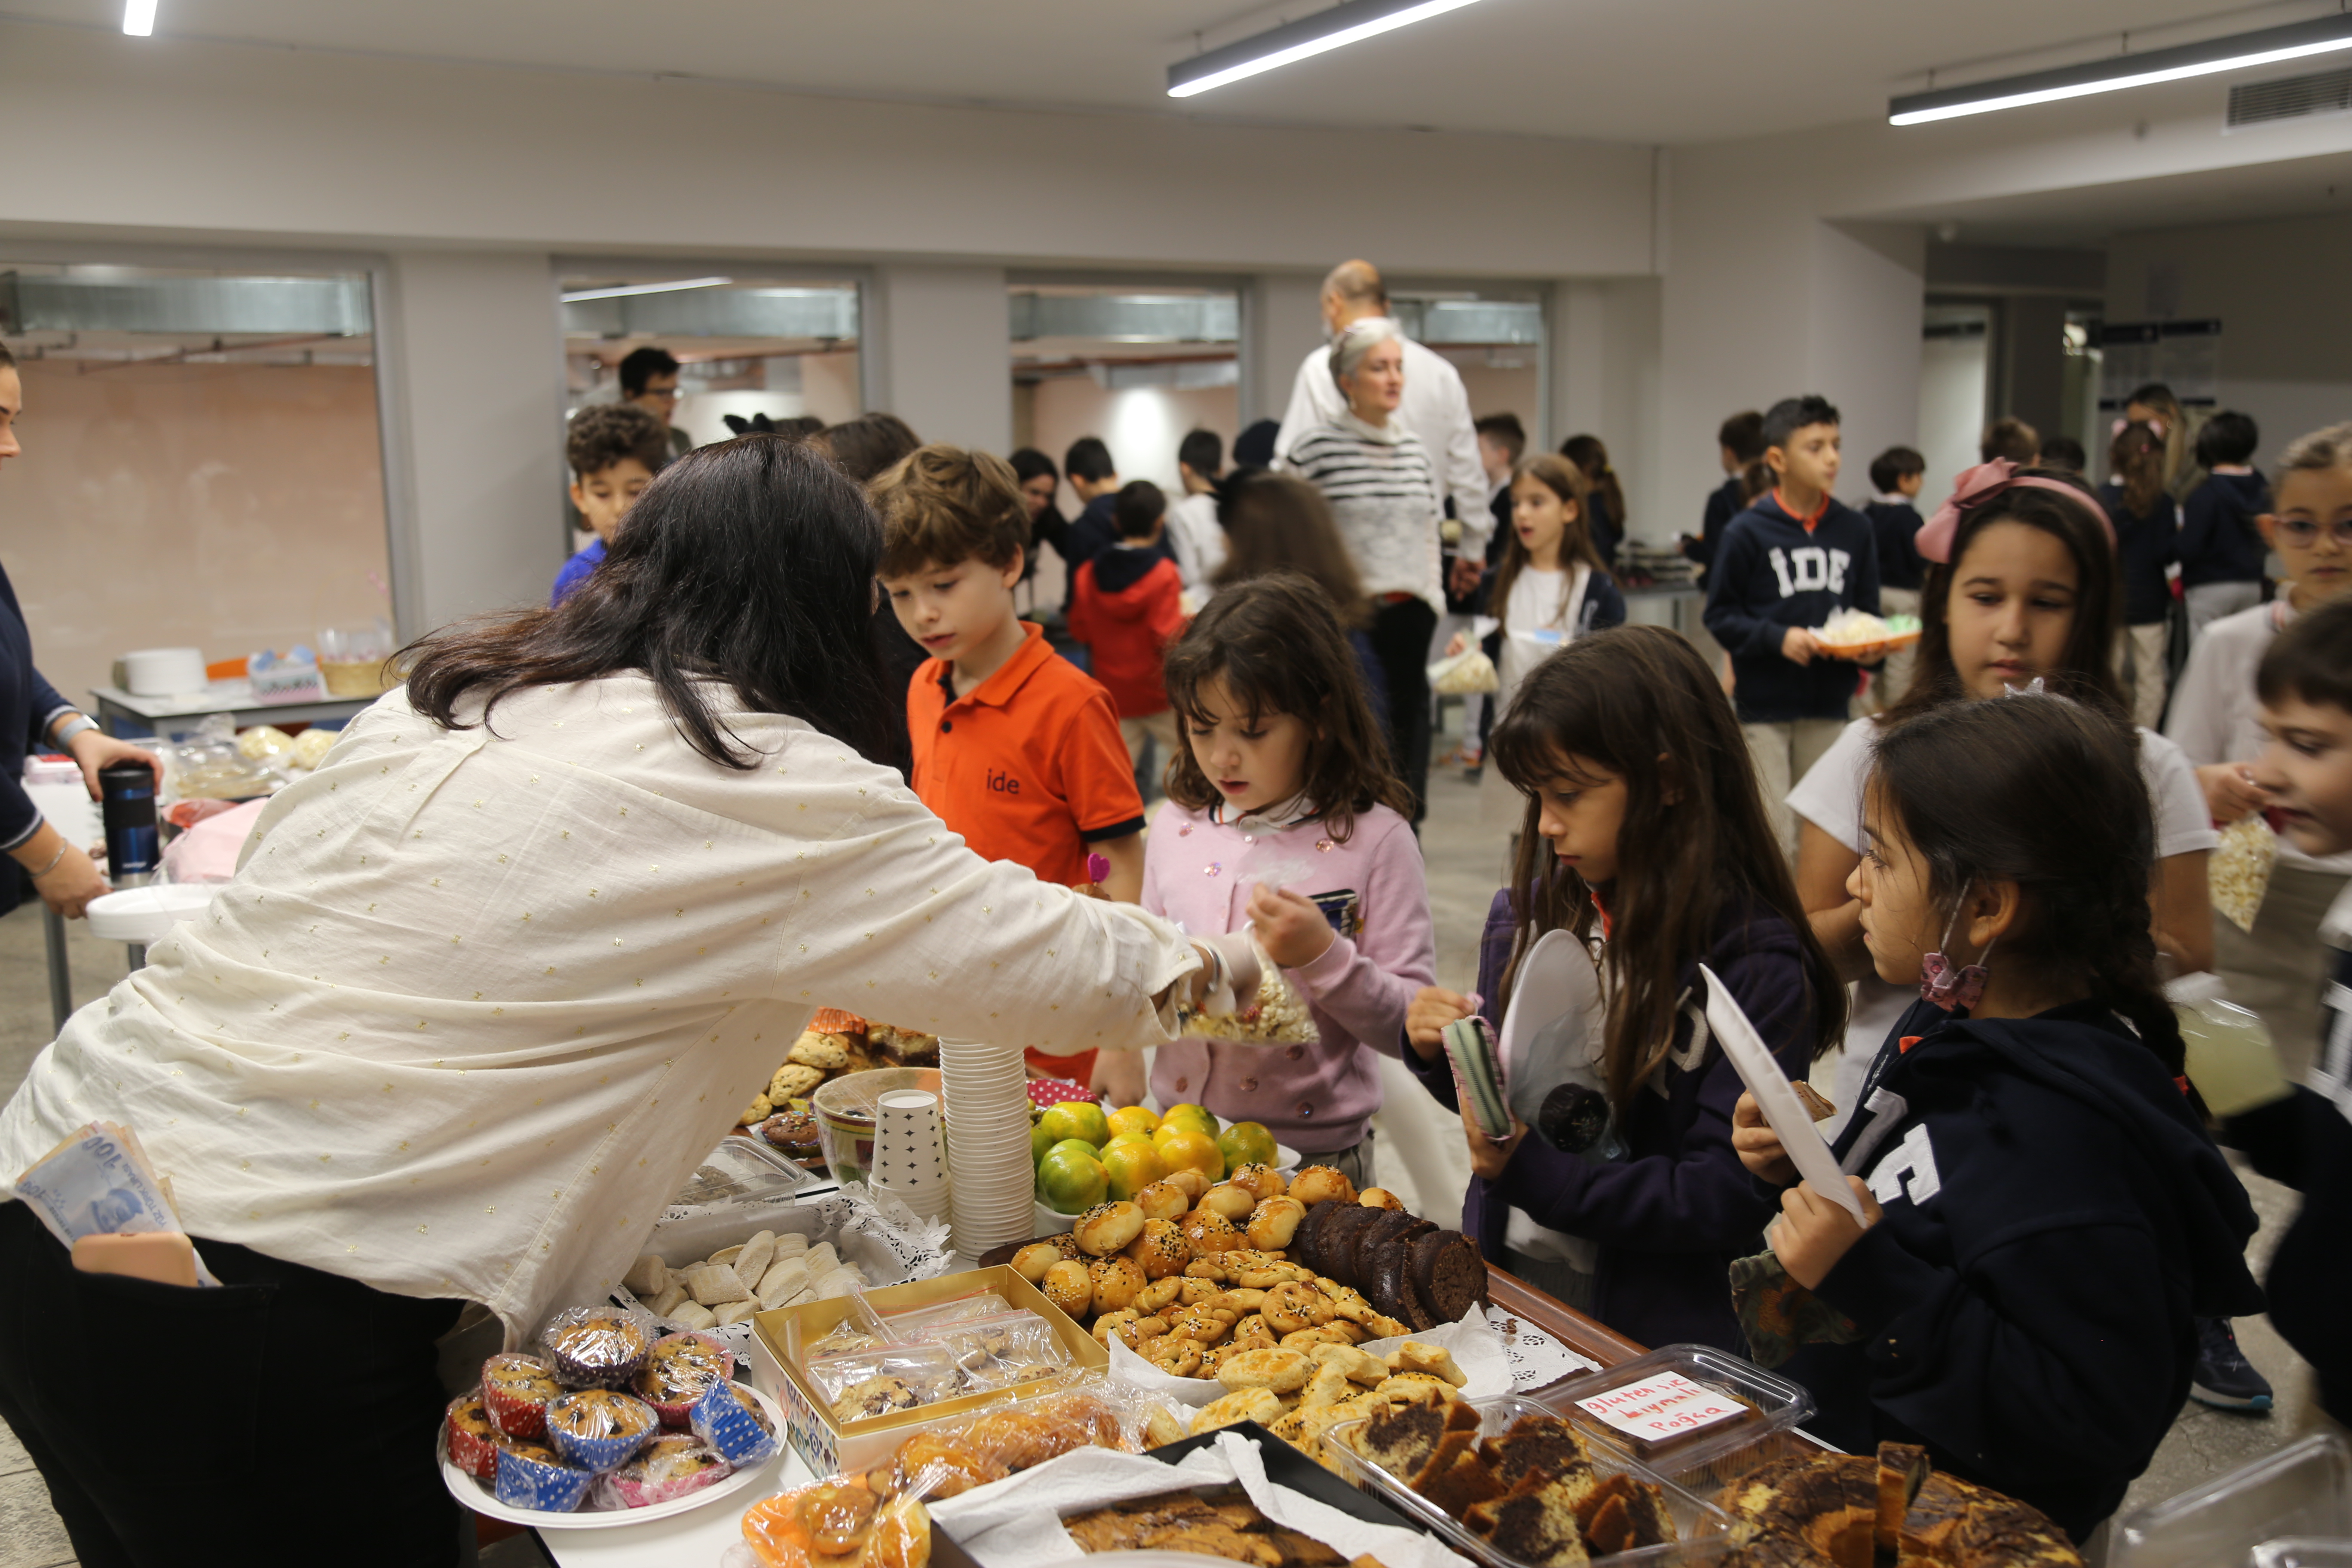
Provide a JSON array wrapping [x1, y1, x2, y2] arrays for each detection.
[[2168, 422, 2352, 1084]]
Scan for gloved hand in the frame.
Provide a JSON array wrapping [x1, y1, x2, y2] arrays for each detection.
[[1193, 930, 1263, 1015], [2173, 974, 2292, 1118]]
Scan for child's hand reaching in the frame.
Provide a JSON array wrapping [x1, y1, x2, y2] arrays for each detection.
[[1768, 1176, 1882, 1289], [1731, 1091, 1796, 1185], [1781, 626, 1821, 666], [1405, 986, 1474, 1062], [1459, 1093, 1527, 1179], [1445, 631, 1468, 658], [1247, 885, 1336, 970]]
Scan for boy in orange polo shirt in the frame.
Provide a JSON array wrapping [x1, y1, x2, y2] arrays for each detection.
[[874, 444, 1148, 1091]]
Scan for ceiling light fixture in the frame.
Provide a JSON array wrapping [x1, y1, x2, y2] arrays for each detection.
[[122, 0, 156, 36], [1167, 0, 1485, 98], [1892, 11, 2352, 124], [559, 277, 732, 303]]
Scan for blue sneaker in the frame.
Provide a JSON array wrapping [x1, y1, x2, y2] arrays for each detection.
[[2190, 1317, 2274, 1412]]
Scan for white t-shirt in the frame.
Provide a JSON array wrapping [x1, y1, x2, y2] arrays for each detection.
[[1496, 565, 1593, 715], [2165, 599, 2352, 875], [1164, 491, 1227, 596]]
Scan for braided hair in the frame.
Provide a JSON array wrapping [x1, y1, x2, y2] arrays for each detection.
[[1868, 691, 2183, 1071]]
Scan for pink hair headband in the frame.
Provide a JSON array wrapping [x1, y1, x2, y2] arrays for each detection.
[[1914, 458, 2116, 564]]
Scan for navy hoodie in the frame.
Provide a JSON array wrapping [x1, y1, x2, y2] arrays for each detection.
[[1785, 998, 2263, 1540], [1687, 475, 1746, 571], [2177, 472, 2270, 589], [1862, 499, 1927, 593], [1703, 493, 1882, 723], [1407, 891, 1823, 1355], [2218, 940, 2352, 1425], [2101, 482, 2180, 626]]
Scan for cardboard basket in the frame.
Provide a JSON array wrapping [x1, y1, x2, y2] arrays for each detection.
[[746, 1265, 1107, 1477]]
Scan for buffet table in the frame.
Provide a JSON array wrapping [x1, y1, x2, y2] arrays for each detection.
[[526, 1265, 1733, 1568], [87, 681, 373, 738]]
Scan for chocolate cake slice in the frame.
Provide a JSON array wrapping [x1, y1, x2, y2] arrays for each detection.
[[1344, 1393, 1449, 1481], [1367, 1219, 1435, 1320], [1481, 1415, 1591, 1491], [1318, 1205, 1381, 1287], [1463, 1469, 1595, 1567], [1875, 1442, 1931, 1550], [1295, 1189, 1351, 1276], [1410, 1230, 1489, 1324], [1348, 1210, 1422, 1292]]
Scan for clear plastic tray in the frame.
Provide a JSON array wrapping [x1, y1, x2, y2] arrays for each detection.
[[668, 1137, 821, 1212], [2113, 1434, 2352, 1568], [1536, 1342, 1813, 1496], [2252, 1541, 2352, 1568], [1322, 1391, 1730, 1568]]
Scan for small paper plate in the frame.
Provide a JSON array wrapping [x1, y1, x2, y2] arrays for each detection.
[[438, 1381, 787, 1530]]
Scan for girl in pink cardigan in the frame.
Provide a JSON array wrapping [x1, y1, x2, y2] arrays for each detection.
[[1139, 574, 1436, 1188]]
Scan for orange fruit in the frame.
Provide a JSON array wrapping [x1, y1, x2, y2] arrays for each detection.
[[1100, 1140, 1168, 1202], [1155, 1129, 1224, 1184]]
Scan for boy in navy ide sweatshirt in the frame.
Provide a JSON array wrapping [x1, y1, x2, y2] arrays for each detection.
[[1702, 397, 1881, 726]]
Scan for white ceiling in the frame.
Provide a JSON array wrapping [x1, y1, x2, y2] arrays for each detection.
[[12, 0, 2343, 147]]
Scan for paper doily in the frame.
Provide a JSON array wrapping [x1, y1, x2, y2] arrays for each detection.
[[1483, 1302, 1601, 1390]]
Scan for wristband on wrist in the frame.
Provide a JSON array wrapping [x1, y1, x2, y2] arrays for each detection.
[[52, 715, 97, 748]]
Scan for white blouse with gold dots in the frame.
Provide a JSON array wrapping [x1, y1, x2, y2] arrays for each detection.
[[0, 677, 1197, 1341]]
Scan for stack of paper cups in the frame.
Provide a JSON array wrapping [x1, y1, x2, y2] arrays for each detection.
[[936, 1038, 1037, 1258], [868, 1089, 949, 1221]]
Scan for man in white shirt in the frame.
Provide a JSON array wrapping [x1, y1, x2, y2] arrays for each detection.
[[1164, 428, 1228, 601], [1274, 260, 1488, 597]]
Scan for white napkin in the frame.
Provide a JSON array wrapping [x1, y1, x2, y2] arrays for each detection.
[[1105, 1301, 1510, 1407], [927, 1436, 1470, 1568]]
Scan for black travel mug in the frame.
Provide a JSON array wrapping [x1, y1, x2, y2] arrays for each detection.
[[98, 760, 159, 884]]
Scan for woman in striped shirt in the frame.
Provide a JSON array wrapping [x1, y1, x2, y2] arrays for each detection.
[[1283, 316, 1446, 822]]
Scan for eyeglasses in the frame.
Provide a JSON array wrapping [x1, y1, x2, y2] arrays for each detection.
[[2275, 518, 2352, 547]]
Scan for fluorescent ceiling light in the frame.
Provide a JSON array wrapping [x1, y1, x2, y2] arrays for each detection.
[[122, 0, 156, 35], [1891, 12, 2352, 124], [1168, 0, 1484, 98], [559, 276, 732, 303]]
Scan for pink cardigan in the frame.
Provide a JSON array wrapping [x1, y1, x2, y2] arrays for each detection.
[[1142, 797, 1435, 1154]]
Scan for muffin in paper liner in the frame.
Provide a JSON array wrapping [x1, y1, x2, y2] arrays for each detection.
[[595, 1432, 734, 1510], [481, 1352, 564, 1441], [444, 1392, 500, 1481], [493, 1437, 595, 1513], [541, 1305, 652, 1390], [545, 1388, 659, 1473], [634, 1330, 736, 1428], [690, 1379, 780, 1467]]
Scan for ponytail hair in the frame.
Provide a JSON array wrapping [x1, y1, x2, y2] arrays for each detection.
[[1868, 692, 2181, 1070]]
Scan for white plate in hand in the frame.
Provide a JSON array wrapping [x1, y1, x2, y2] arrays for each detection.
[[437, 1381, 788, 1530]]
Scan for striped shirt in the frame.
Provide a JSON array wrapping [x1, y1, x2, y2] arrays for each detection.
[[1283, 417, 1446, 609]]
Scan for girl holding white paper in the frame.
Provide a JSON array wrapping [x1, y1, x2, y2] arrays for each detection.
[[1733, 693, 2263, 1544], [1402, 626, 1844, 1354]]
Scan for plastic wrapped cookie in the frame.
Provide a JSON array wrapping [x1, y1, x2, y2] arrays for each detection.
[[540, 1305, 652, 1390], [481, 1352, 564, 1441], [545, 1388, 660, 1473], [633, 1331, 735, 1429], [689, 1380, 780, 1467], [493, 1436, 595, 1512], [596, 1433, 734, 1509]]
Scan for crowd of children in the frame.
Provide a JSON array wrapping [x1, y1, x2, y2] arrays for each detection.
[[555, 370, 2352, 1548]]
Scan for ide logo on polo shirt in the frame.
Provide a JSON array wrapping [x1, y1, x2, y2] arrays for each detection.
[[987, 769, 1022, 796]]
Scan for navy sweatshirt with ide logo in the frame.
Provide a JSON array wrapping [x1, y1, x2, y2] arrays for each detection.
[[1702, 492, 1881, 723]]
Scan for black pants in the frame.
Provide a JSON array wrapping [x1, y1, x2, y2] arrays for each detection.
[[0, 1201, 464, 1568], [1369, 596, 1438, 824]]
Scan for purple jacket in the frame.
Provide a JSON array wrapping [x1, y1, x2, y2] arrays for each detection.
[[1407, 890, 1822, 1353]]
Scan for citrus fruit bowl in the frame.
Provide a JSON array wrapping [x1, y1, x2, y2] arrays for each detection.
[[1030, 1139, 1301, 1234]]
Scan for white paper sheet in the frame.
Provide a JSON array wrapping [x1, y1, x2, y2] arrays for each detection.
[[1696, 962, 1866, 1224]]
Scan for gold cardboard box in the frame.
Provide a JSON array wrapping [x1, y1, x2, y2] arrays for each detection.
[[749, 1265, 1108, 1477]]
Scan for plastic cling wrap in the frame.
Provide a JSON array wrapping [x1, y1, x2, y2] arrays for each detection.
[[807, 1344, 966, 1425], [594, 1432, 735, 1510], [741, 1482, 932, 1568], [541, 1305, 654, 1390], [1179, 933, 1318, 1044], [632, 1331, 735, 1429], [692, 1380, 782, 1468], [481, 1352, 564, 1440], [1429, 648, 1501, 695], [916, 1311, 1071, 1392], [544, 1388, 660, 1472]]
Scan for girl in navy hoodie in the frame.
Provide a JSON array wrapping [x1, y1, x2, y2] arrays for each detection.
[[1405, 625, 1846, 1354], [1736, 692, 2263, 1541]]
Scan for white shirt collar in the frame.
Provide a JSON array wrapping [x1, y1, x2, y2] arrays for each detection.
[[1210, 794, 1319, 833]]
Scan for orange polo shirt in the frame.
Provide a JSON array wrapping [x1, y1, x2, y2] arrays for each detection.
[[907, 622, 1147, 1080]]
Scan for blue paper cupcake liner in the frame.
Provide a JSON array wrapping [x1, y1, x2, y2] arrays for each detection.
[[689, 1380, 779, 1467], [493, 1445, 595, 1512], [545, 1392, 659, 1473]]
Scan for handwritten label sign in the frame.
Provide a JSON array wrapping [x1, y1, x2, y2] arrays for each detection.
[[1576, 1372, 1743, 1444]]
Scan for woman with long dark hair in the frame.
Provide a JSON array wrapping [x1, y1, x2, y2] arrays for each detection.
[[0, 435, 1240, 1568]]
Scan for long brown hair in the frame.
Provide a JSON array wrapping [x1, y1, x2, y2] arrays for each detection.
[[1488, 626, 1846, 1112], [1872, 692, 2180, 1070], [1881, 472, 2124, 723], [1490, 455, 1608, 635], [1161, 573, 1411, 844], [2108, 420, 2168, 518], [1560, 434, 1627, 536], [1211, 472, 1370, 628]]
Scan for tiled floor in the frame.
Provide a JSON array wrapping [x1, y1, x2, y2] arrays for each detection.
[[0, 723, 2321, 1563]]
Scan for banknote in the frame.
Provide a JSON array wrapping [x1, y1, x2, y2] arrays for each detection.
[[15, 1121, 183, 1250]]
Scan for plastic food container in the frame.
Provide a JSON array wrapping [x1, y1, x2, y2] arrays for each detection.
[[916, 1311, 1071, 1392], [2112, 1433, 2352, 1568], [1537, 1343, 1814, 1497], [813, 1068, 944, 1185], [803, 1343, 966, 1425], [670, 1137, 822, 1213], [876, 1291, 1013, 1339], [1322, 1392, 1729, 1567]]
